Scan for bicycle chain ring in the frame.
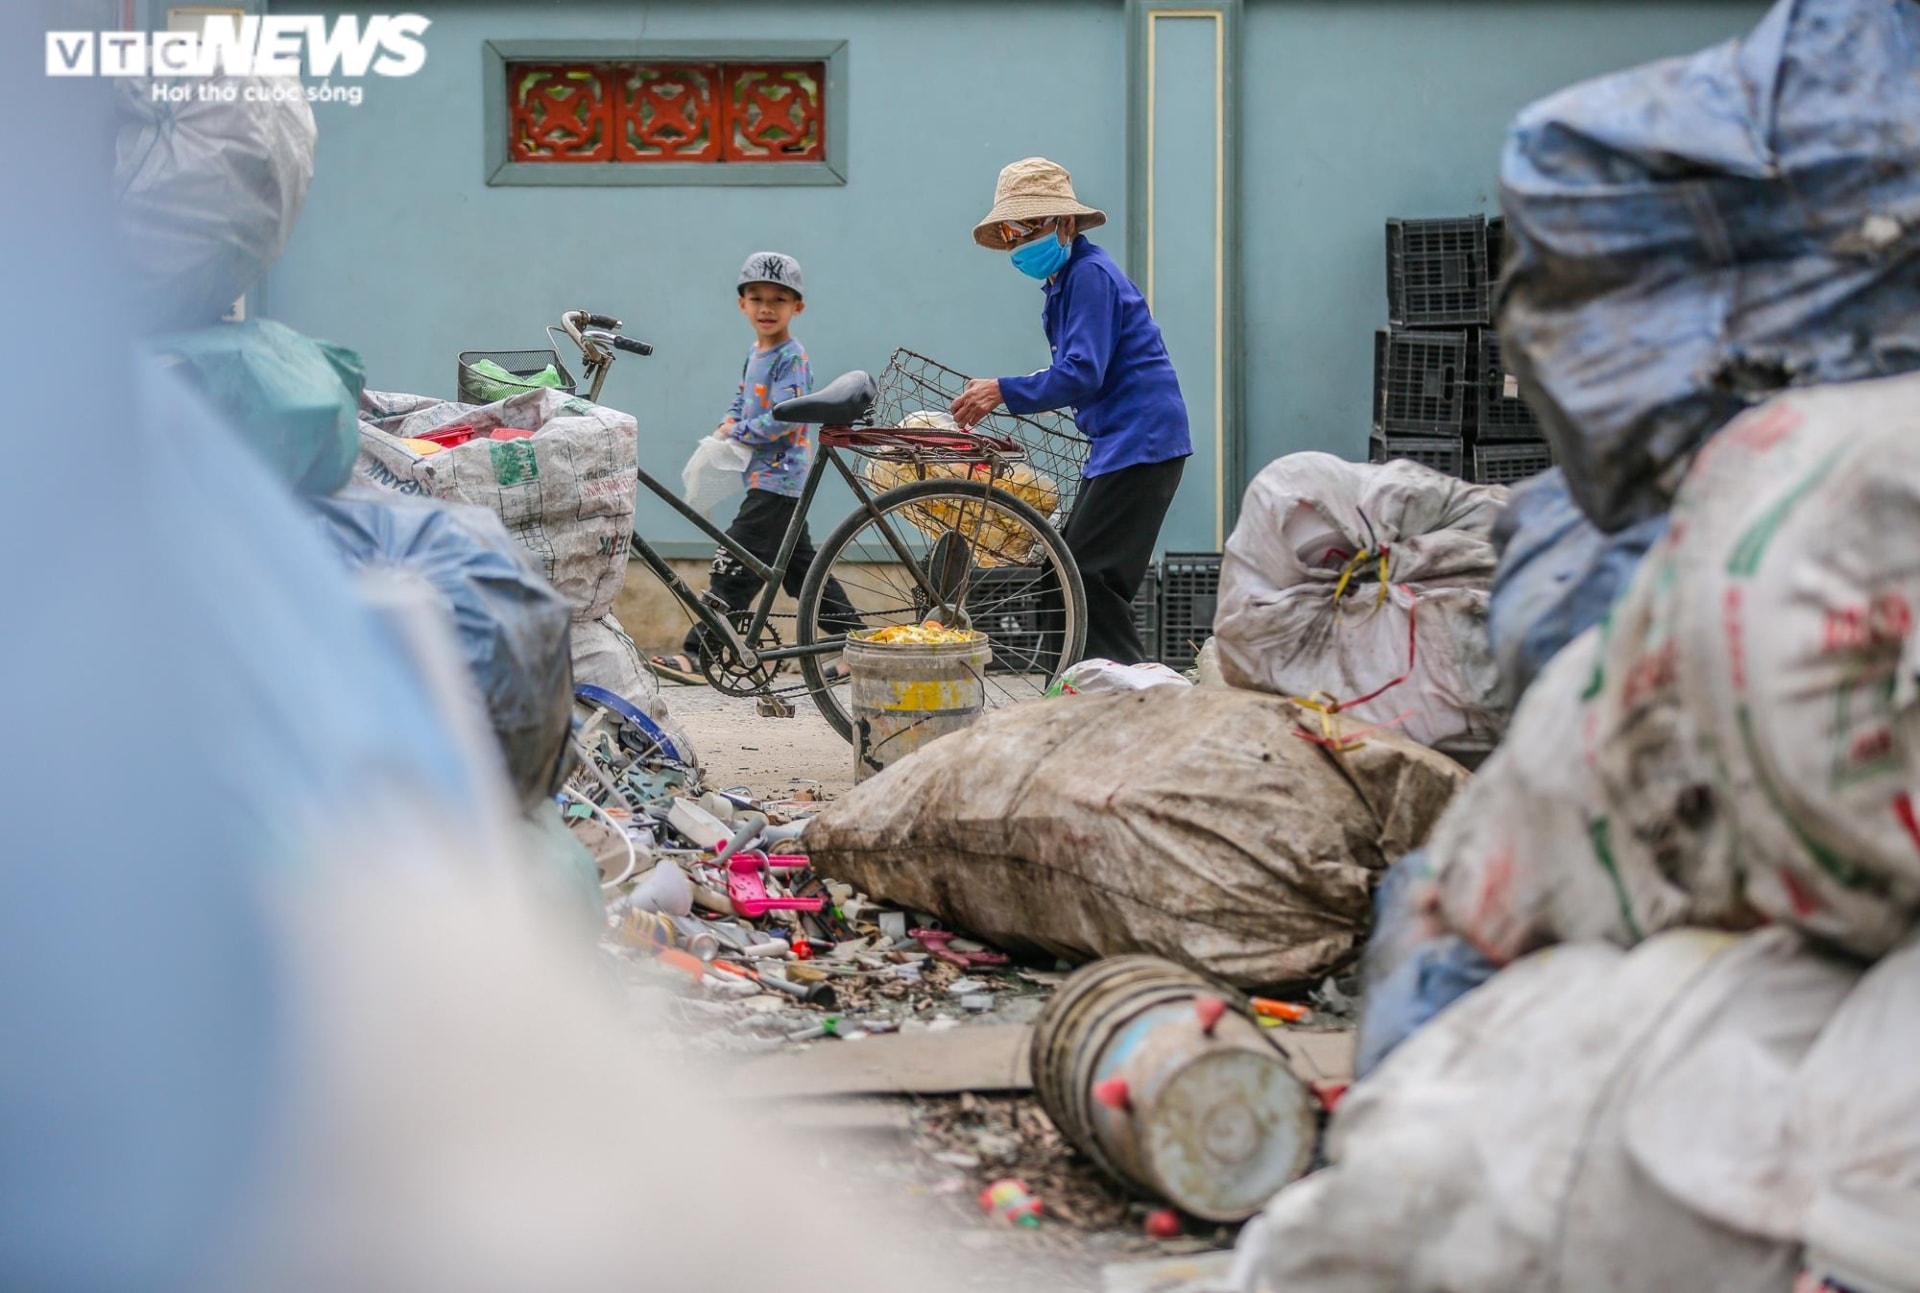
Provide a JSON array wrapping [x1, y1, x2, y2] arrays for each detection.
[[699, 614, 785, 697]]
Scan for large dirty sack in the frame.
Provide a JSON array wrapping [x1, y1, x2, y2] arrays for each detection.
[[1216, 454, 1507, 756], [314, 490, 574, 812], [356, 389, 639, 622], [1435, 374, 1920, 964], [804, 687, 1469, 988], [1497, 0, 1920, 533], [1228, 929, 1857, 1293], [154, 320, 363, 496], [115, 76, 316, 331], [1486, 467, 1666, 703]]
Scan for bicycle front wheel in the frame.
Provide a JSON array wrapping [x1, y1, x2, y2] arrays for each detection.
[[795, 477, 1087, 742]]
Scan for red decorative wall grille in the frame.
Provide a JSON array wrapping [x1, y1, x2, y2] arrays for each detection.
[[509, 61, 826, 164]]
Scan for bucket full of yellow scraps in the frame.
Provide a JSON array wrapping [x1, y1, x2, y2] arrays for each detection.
[[844, 623, 992, 783]]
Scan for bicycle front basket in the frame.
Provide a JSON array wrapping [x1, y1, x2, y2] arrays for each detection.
[[456, 348, 578, 405]]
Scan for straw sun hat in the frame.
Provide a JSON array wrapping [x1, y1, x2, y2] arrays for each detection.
[[972, 157, 1108, 250]]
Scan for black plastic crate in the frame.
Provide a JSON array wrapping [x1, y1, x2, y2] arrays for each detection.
[[1158, 553, 1221, 674], [1370, 434, 1466, 479], [963, 565, 1066, 675], [1133, 565, 1161, 664], [1387, 216, 1490, 327], [1472, 441, 1554, 487], [1474, 329, 1542, 440], [1486, 217, 1507, 284], [1374, 328, 1468, 436]]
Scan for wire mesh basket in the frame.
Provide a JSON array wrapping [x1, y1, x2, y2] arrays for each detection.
[[871, 349, 1091, 523], [456, 348, 577, 405]]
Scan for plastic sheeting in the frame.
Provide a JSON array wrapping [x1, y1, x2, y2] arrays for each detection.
[[115, 76, 316, 331], [1486, 468, 1666, 702], [1497, 0, 1920, 533], [154, 320, 363, 496], [315, 490, 575, 813]]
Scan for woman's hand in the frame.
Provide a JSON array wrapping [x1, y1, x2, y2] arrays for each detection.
[[950, 378, 1004, 429], [712, 419, 737, 440]]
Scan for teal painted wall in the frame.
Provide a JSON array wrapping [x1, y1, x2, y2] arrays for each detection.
[[1239, 0, 1766, 476], [264, 0, 1769, 553], [265, 0, 1130, 550]]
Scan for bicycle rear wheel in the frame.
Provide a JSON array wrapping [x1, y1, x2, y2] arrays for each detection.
[[796, 477, 1087, 742]]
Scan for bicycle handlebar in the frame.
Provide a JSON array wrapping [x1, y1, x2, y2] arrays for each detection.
[[611, 335, 654, 356], [583, 312, 621, 330]]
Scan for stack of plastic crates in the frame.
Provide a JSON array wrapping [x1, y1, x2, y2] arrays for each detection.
[[1158, 553, 1221, 674], [1372, 215, 1552, 487], [871, 349, 1090, 525]]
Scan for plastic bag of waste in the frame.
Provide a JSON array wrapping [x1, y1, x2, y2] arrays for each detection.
[[1229, 929, 1853, 1293], [1046, 658, 1191, 696], [357, 388, 638, 622], [314, 489, 574, 812], [1486, 468, 1666, 702], [681, 436, 752, 518], [465, 358, 566, 404], [151, 320, 363, 496], [115, 76, 316, 331], [1216, 453, 1508, 756], [807, 686, 1469, 988], [1497, 0, 1920, 533]]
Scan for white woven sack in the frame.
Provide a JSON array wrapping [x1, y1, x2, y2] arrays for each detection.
[[1217, 453, 1508, 754], [356, 389, 638, 624]]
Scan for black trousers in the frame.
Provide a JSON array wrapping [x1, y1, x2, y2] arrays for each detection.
[[682, 489, 862, 657], [1063, 457, 1185, 665]]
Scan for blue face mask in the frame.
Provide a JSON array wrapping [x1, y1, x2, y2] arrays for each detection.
[[1011, 234, 1072, 281]]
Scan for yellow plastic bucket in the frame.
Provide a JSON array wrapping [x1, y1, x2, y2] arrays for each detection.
[[844, 631, 992, 783]]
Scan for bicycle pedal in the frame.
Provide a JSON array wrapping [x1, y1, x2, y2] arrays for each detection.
[[756, 694, 797, 719]]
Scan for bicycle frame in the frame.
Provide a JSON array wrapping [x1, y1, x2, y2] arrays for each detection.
[[628, 437, 1008, 671]]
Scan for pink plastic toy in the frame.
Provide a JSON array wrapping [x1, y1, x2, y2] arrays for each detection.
[[725, 853, 825, 919]]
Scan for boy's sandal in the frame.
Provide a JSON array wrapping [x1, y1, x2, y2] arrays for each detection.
[[821, 662, 851, 683], [647, 653, 706, 686]]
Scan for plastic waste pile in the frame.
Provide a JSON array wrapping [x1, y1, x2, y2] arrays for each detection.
[[565, 692, 1041, 1042]]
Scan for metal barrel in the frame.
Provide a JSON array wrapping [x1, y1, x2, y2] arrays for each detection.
[[1031, 956, 1317, 1222], [844, 633, 991, 783]]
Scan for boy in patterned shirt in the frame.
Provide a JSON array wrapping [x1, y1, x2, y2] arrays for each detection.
[[652, 252, 861, 683]]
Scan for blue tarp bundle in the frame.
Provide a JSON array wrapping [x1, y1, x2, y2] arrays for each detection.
[[1498, 0, 1920, 534], [314, 490, 576, 813], [157, 320, 364, 496], [1486, 468, 1668, 701]]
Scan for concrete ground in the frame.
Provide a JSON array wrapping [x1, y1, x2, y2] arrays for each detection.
[[656, 677, 857, 801]]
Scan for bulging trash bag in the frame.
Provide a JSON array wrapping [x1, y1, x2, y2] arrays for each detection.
[[1498, 0, 1920, 532], [315, 490, 574, 812], [1487, 468, 1667, 702], [1216, 454, 1508, 756], [681, 436, 751, 518], [116, 76, 316, 331], [357, 388, 639, 623], [154, 320, 363, 496]]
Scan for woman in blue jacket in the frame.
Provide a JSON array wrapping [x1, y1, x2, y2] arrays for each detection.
[[951, 157, 1191, 665]]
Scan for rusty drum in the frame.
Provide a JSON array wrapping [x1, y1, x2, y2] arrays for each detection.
[[1029, 956, 1316, 1222]]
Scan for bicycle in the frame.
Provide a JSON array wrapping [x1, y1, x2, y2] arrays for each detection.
[[550, 309, 1089, 742]]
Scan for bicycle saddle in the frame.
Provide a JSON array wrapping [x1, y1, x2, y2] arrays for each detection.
[[773, 370, 876, 425]]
